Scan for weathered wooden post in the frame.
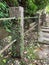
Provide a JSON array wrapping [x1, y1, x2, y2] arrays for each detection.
[[9, 6, 24, 58], [46, 14, 49, 26], [35, 13, 40, 44], [41, 12, 46, 26], [35, 13, 40, 32], [19, 7, 24, 58]]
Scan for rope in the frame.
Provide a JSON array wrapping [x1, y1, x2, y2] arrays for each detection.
[[0, 17, 16, 21], [0, 16, 38, 21]]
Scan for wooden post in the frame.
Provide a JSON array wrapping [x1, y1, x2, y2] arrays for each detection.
[[19, 6, 24, 58], [9, 6, 24, 58], [35, 14, 40, 44], [35, 14, 39, 32], [41, 13, 46, 26]]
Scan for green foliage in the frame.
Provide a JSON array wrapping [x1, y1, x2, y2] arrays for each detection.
[[34, 0, 49, 10], [2, 20, 12, 32], [25, 0, 49, 16], [9, 0, 18, 6], [0, 2, 8, 18], [26, 0, 37, 16], [3, 0, 18, 6], [0, 55, 7, 65], [45, 5, 49, 13], [24, 44, 38, 61], [0, 2, 13, 32]]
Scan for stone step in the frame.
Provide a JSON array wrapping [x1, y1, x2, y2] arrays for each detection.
[[41, 28, 49, 32], [38, 26, 49, 43], [38, 31, 49, 42], [38, 36, 49, 42], [41, 26, 49, 29]]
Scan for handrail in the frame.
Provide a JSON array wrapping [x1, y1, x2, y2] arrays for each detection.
[[25, 23, 37, 35], [0, 16, 38, 21], [24, 16, 38, 19], [0, 23, 37, 54], [0, 17, 16, 21], [0, 21, 38, 55]]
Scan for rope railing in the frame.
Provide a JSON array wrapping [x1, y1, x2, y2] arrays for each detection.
[[0, 16, 38, 55], [24, 16, 38, 19], [0, 23, 37, 55], [0, 16, 38, 21], [0, 17, 16, 21]]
